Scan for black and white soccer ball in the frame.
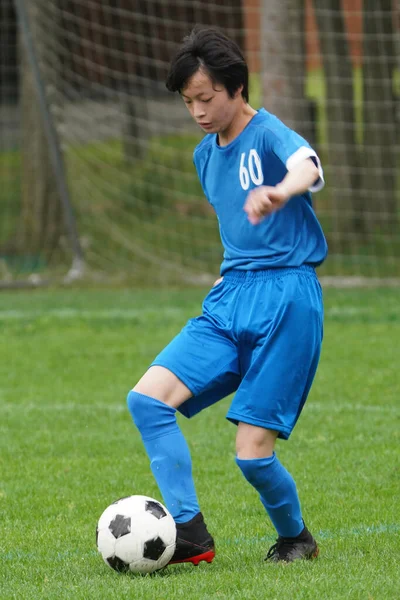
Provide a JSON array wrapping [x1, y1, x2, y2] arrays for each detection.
[[96, 495, 176, 574]]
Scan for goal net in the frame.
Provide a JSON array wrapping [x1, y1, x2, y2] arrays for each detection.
[[0, 0, 399, 286]]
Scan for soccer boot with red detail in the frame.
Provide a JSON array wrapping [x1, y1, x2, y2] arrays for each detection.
[[169, 512, 215, 566], [265, 525, 319, 563]]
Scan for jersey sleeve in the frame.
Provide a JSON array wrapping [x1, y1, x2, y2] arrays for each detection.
[[193, 145, 210, 200], [268, 126, 325, 193]]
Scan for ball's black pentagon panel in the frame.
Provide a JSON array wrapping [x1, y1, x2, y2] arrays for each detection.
[[106, 555, 130, 572], [109, 514, 131, 539], [145, 500, 167, 520], [143, 536, 167, 560]]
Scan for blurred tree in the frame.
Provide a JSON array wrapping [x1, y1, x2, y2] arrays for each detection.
[[362, 0, 398, 232], [261, 0, 310, 139], [19, 0, 64, 257], [314, 0, 361, 239], [314, 0, 398, 238]]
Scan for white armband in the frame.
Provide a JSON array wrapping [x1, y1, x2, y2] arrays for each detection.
[[286, 146, 325, 193]]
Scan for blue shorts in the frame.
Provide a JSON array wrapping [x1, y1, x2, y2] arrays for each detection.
[[151, 266, 323, 439]]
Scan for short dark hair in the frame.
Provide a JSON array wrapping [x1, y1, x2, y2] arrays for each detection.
[[166, 26, 249, 102]]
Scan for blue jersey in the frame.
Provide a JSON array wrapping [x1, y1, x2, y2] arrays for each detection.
[[193, 108, 328, 275]]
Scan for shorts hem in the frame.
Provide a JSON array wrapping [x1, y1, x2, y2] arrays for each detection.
[[226, 412, 292, 440]]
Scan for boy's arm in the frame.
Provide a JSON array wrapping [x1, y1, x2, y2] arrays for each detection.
[[244, 158, 320, 225]]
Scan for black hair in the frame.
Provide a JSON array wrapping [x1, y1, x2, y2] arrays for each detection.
[[166, 26, 249, 102]]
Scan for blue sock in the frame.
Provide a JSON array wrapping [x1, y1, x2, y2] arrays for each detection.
[[127, 390, 200, 523], [236, 453, 303, 538]]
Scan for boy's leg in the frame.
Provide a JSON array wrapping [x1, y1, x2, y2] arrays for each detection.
[[235, 423, 318, 562], [127, 286, 240, 564], [225, 268, 323, 562], [127, 375, 215, 565], [235, 424, 303, 537], [127, 369, 198, 523]]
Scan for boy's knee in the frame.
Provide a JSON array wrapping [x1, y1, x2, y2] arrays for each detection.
[[236, 423, 278, 459], [235, 455, 257, 485], [126, 390, 176, 438], [126, 390, 149, 430], [235, 454, 276, 487]]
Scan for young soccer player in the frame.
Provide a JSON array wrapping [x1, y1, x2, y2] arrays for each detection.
[[127, 26, 327, 565]]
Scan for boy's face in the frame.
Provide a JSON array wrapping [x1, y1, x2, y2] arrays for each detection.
[[181, 69, 243, 136]]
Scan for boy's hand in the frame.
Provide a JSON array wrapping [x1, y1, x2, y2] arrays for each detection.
[[244, 185, 289, 225]]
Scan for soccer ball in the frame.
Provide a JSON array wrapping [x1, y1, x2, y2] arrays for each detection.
[[96, 495, 176, 574]]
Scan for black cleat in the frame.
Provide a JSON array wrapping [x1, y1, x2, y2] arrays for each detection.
[[169, 512, 215, 566], [265, 525, 319, 563]]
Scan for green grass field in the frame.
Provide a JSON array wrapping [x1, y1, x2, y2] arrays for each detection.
[[1, 286, 399, 599]]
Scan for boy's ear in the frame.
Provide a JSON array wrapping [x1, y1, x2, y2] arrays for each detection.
[[234, 84, 244, 98]]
